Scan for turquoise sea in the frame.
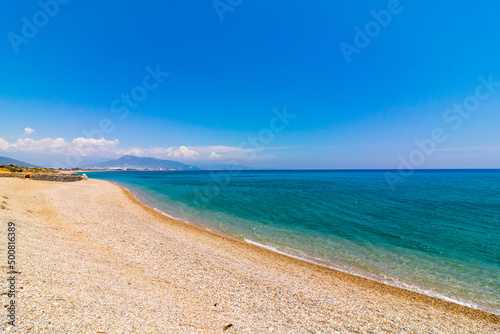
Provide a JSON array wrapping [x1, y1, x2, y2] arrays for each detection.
[[82, 170, 500, 314]]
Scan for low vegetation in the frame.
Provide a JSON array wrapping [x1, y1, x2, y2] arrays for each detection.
[[0, 164, 58, 175]]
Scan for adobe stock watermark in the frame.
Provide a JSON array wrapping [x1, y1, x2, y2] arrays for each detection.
[[213, 0, 243, 21], [385, 74, 499, 190], [339, 0, 411, 64], [58, 65, 169, 169], [6, 221, 19, 326], [192, 106, 295, 206], [7, 0, 71, 54]]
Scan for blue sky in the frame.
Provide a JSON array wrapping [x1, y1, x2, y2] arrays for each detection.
[[1, 0, 500, 168]]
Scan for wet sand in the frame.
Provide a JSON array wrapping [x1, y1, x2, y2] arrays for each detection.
[[0, 178, 498, 333]]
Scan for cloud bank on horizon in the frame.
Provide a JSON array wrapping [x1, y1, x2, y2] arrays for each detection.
[[0, 134, 287, 166]]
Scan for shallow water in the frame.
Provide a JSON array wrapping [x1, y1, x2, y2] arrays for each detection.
[[83, 169, 500, 314]]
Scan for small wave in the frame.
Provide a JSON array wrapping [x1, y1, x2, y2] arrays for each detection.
[[153, 207, 191, 224], [245, 239, 299, 258]]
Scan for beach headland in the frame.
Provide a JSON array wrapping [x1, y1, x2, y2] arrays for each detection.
[[0, 177, 498, 333]]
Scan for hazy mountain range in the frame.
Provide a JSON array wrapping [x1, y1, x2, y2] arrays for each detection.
[[82, 155, 199, 170], [0, 156, 39, 168], [0, 154, 253, 171]]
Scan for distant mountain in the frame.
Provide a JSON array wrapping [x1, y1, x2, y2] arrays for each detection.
[[0, 156, 38, 168], [82, 155, 199, 170]]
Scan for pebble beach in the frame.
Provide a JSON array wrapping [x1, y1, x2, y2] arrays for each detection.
[[0, 177, 498, 333]]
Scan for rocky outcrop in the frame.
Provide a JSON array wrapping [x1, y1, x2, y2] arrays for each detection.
[[0, 173, 25, 179], [30, 174, 83, 182], [0, 173, 82, 182]]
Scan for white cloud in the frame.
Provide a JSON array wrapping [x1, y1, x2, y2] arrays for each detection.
[[208, 151, 220, 160], [71, 137, 119, 156], [167, 145, 201, 159], [0, 138, 9, 151], [9, 137, 67, 153], [23, 127, 35, 135], [117, 145, 201, 160], [0, 137, 119, 157], [118, 145, 251, 160], [0, 136, 291, 163]]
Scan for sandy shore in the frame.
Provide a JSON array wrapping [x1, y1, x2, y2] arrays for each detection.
[[0, 178, 498, 333]]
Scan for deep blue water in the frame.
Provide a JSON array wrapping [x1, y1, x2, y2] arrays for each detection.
[[82, 170, 500, 314]]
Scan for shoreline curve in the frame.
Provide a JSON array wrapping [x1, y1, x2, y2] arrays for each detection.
[[112, 179, 500, 323]]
